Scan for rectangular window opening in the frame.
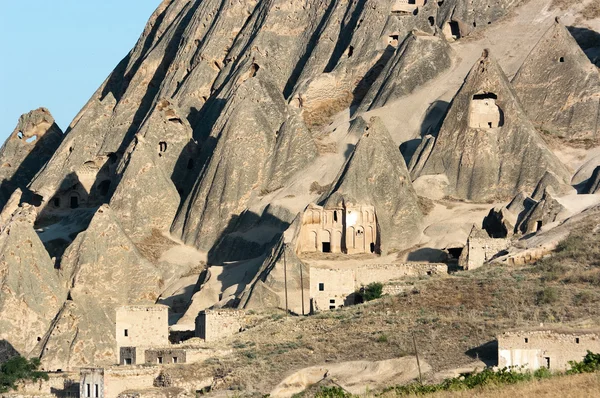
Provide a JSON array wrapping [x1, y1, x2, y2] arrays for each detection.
[[329, 305, 336, 310], [86, 384, 91, 398], [330, 299, 335, 304], [524, 338, 528, 343], [576, 337, 580, 344], [94, 384, 99, 398], [173, 357, 178, 363], [124, 358, 132, 365], [124, 329, 128, 337], [157, 357, 163, 364], [319, 283, 325, 291]]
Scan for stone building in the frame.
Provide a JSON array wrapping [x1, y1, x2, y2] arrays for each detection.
[[80, 368, 104, 398], [298, 203, 378, 254], [459, 226, 509, 270], [469, 93, 503, 129], [79, 366, 160, 398], [310, 263, 447, 311], [144, 348, 186, 365], [116, 305, 169, 365], [195, 309, 246, 342], [498, 329, 600, 372], [392, 0, 427, 14]]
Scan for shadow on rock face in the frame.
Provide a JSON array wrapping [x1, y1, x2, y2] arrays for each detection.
[[465, 340, 499, 367], [568, 26, 600, 67], [0, 340, 20, 364]]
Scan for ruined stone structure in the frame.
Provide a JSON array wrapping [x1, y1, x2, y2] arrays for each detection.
[[195, 310, 246, 342], [468, 94, 503, 128], [392, 0, 427, 15], [459, 226, 509, 270], [299, 203, 377, 254], [80, 366, 160, 398], [80, 368, 105, 398], [144, 348, 186, 365], [498, 329, 600, 372], [310, 263, 447, 311], [116, 306, 169, 365]]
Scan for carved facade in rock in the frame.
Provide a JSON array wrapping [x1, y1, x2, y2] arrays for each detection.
[[299, 203, 377, 255]]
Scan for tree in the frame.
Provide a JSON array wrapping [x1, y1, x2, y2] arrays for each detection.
[[0, 356, 48, 393]]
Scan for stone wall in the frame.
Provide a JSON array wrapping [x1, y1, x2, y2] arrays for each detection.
[[14, 372, 78, 398], [195, 310, 245, 342], [119, 347, 137, 366], [298, 203, 377, 255], [80, 368, 104, 398], [116, 306, 169, 358], [460, 237, 509, 270], [102, 367, 160, 398], [498, 329, 600, 371], [144, 349, 186, 365], [310, 267, 356, 311], [310, 263, 447, 311]]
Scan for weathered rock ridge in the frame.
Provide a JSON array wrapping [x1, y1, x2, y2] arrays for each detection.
[[0, 108, 63, 210], [512, 19, 600, 139], [415, 50, 571, 202]]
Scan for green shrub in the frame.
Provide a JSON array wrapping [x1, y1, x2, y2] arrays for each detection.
[[567, 351, 600, 374], [389, 366, 553, 396], [376, 334, 389, 343], [359, 283, 383, 302], [0, 356, 48, 393], [536, 287, 560, 305]]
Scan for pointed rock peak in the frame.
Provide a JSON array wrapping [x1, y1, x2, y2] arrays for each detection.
[[416, 49, 571, 202], [512, 19, 600, 138], [531, 171, 575, 200], [321, 117, 422, 254]]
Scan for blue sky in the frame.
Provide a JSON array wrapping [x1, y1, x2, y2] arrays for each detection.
[[0, 0, 162, 143]]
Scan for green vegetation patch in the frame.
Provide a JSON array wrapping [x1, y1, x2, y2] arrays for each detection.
[[0, 356, 48, 393]]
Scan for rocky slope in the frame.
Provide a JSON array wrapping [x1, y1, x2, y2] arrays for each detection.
[[1, 0, 599, 378]]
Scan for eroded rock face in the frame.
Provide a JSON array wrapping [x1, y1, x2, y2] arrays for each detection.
[[0, 206, 66, 357], [321, 117, 423, 254], [172, 72, 317, 254], [36, 205, 162, 370], [359, 32, 453, 112], [585, 166, 600, 194], [512, 19, 600, 139], [415, 51, 571, 202], [438, 0, 524, 40], [517, 188, 566, 235], [110, 100, 196, 240], [0, 108, 63, 209]]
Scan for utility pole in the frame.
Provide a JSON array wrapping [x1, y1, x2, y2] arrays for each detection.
[[300, 262, 305, 316], [413, 333, 423, 385], [283, 243, 288, 317]]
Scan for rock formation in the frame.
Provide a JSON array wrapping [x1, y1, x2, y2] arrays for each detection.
[[585, 166, 600, 194], [415, 50, 571, 202], [321, 117, 423, 254], [483, 191, 536, 238], [358, 31, 453, 112], [517, 188, 567, 235], [512, 19, 600, 139], [0, 206, 66, 357], [110, 99, 196, 240], [36, 205, 162, 370], [0, 108, 63, 210], [171, 71, 317, 254]]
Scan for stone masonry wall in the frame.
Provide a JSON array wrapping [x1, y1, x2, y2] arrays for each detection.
[[116, 306, 169, 354], [498, 330, 600, 371], [195, 310, 245, 342], [310, 263, 447, 311]]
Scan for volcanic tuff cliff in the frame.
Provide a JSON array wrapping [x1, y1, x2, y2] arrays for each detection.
[[1, 0, 599, 374]]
